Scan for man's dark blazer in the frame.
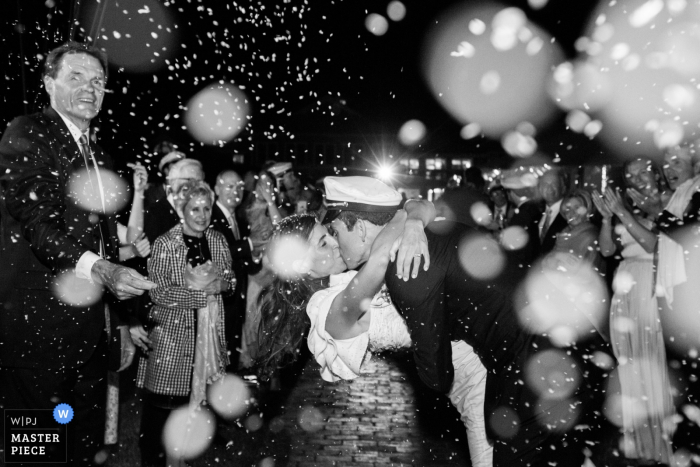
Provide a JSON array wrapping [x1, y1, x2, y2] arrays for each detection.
[[384, 221, 610, 465], [0, 107, 120, 370], [209, 201, 259, 370], [506, 200, 543, 268], [539, 210, 567, 256]]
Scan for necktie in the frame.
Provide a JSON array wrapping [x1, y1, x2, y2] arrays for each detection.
[[228, 215, 241, 240], [79, 134, 107, 258], [540, 207, 552, 242]]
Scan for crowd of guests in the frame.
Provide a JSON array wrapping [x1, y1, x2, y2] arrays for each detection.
[[120, 150, 331, 465], [431, 152, 700, 466]]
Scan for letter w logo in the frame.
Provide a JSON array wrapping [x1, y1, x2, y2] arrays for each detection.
[[58, 410, 69, 418]]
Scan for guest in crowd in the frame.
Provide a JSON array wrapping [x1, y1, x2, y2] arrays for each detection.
[[0, 41, 154, 465], [500, 174, 542, 268], [144, 148, 185, 207], [485, 184, 514, 232], [545, 189, 603, 273], [295, 185, 324, 216], [434, 166, 491, 230], [537, 168, 569, 256], [650, 143, 700, 454], [211, 169, 267, 371], [592, 157, 674, 465], [117, 162, 152, 262], [137, 180, 234, 466]]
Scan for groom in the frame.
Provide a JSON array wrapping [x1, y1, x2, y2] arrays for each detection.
[[323, 176, 611, 467]]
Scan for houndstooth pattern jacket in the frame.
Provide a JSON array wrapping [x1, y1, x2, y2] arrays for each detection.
[[137, 223, 236, 396]]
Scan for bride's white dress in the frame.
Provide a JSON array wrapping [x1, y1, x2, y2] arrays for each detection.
[[307, 270, 492, 467]]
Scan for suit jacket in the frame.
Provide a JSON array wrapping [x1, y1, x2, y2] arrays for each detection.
[[507, 200, 543, 267], [539, 211, 567, 256], [209, 202, 257, 307], [0, 107, 120, 369], [384, 221, 612, 464]]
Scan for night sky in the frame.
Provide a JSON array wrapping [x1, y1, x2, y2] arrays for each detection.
[[1, 0, 606, 178]]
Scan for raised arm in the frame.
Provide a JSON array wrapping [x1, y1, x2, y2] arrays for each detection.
[[592, 190, 617, 257], [324, 211, 408, 340], [605, 188, 657, 253], [126, 162, 148, 243]]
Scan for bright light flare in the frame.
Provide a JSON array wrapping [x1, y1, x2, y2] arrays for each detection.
[[376, 165, 394, 181], [162, 406, 215, 461]]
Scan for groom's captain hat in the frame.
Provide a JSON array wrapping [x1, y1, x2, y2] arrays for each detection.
[[323, 176, 402, 224]]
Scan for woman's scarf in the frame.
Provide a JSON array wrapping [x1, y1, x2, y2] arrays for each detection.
[[184, 261, 226, 407]]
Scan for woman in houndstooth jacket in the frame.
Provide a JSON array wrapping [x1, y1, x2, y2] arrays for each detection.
[[136, 180, 236, 467]]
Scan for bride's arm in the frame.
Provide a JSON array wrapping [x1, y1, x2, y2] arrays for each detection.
[[325, 211, 408, 339]]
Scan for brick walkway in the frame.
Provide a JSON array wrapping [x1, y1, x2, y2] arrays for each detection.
[[110, 350, 471, 466], [256, 351, 471, 467]]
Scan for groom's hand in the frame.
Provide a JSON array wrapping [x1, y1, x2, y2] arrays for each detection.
[[391, 218, 430, 281]]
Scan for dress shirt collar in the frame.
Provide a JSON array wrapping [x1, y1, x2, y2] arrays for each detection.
[[216, 200, 233, 220], [547, 199, 563, 218], [54, 109, 89, 144]]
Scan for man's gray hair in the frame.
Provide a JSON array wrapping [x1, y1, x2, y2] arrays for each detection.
[[167, 158, 204, 182]]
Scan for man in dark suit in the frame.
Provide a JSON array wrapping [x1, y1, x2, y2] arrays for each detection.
[[501, 176, 543, 268], [537, 168, 568, 255], [324, 176, 610, 467], [0, 42, 155, 466], [210, 169, 267, 371]]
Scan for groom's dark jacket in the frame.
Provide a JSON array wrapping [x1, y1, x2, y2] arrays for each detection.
[[384, 220, 612, 465]]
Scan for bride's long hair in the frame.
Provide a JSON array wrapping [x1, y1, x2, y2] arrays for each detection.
[[255, 214, 329, 380]]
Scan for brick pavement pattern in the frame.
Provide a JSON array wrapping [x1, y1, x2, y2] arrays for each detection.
[[268, 352, 471, 467]]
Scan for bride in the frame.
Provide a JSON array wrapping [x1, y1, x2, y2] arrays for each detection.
[[255, 206, 492, 467]]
